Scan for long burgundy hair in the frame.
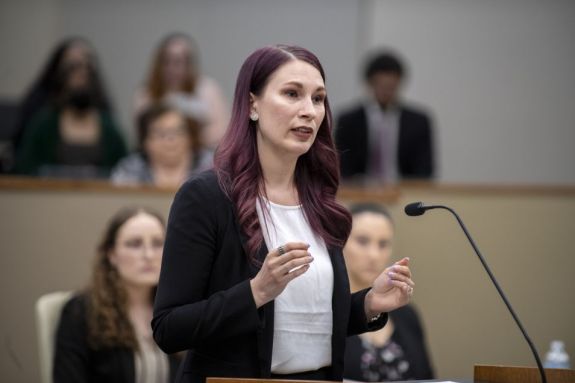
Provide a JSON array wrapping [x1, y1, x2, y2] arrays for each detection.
[[214, 45, 351, 262]]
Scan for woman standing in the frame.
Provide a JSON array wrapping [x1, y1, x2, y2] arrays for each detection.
[[152, 45, 415, 383]]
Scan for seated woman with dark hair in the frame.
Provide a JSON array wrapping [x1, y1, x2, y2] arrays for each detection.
[[343, 203, 434, 381], [53, 207, 181, 383], [15, 37, 127, 178], [111, 104, 212, 189]]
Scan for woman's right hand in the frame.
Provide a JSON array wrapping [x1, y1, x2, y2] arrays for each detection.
[[250, 242, 313, 308]]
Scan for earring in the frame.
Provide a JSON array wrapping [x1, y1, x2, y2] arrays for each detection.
[[250, 112, 259, 122]]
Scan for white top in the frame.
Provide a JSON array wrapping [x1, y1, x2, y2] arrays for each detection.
[[134, 336, 170, 383], [365, 100, 400, 183], [256, 198, 334, 374]]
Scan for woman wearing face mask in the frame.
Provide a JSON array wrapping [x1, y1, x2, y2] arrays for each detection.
[[343, 203, 434, 381], [53, 207, 181, 383], [152, 45, 415, 383], [15, 37, 127, 178]]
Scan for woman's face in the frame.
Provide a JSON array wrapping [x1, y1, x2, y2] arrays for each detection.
[[344, 212, 394, 288], [108, 212, 165, 288], [61, 41, 93, 90], [144, 110, 192, 167], [162, 38, 191, 89], [251, 59, 326, 159]]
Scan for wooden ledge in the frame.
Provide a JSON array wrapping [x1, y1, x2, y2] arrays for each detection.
[[0, 176, 177, 195], [1, 176, 574, 199], [0, 176, 400, 202]]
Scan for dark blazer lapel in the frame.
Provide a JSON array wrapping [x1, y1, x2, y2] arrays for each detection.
[[328, 246, 350, 378], [121, 349, 135, 383], [232, 211, 274, 377]]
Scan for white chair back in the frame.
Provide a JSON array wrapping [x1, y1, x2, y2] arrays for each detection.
[[36, 291, 74, 383]]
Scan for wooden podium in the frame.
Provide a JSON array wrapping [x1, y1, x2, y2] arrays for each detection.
[[208, 379, 334, 383], [208, 367, 575, 383], [474, 365, 575, 383]]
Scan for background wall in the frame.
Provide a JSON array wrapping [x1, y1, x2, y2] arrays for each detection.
[[1, 0, 575, 184], [364, 0, 575, 183]]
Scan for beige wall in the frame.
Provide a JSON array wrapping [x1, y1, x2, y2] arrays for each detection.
[[364, 0, 575, 184], [0, 0, 61, 98], [1, 180, 573, 382]]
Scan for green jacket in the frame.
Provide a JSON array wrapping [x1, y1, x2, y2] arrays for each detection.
[[15, 107, 127, 176]]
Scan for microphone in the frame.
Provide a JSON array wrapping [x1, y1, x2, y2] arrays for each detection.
[[405, 201, 547, 383], [404, 201, 440, 216]]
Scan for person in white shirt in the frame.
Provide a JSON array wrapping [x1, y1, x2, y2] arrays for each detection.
[[152, 44, 415, 383]]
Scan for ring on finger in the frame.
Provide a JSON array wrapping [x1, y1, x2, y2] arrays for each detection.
[[278, 245, 286, 256]]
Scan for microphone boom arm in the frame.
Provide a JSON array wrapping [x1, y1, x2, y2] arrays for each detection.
[[421, 204, 547, 383]]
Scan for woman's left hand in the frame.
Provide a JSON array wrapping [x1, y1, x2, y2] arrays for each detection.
[[364, 257, 414, 319]]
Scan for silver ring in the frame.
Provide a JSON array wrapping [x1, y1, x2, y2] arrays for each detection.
[[278, 245, 286, 256], [408, 286, 414, 295]]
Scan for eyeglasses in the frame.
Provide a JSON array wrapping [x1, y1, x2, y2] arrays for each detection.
[[148, 126, 188, 140]]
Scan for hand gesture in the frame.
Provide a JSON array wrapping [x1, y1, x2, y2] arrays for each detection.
[[250, 242, 313, 308], [365, 257, 414, 318]]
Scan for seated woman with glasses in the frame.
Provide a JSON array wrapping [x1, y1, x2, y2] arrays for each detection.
[[111, 104, 212, 189], [53, 206, 181, 383]]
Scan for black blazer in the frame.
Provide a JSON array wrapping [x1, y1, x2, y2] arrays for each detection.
[[152, 170, 387, 383], [335, 104, 434, 180], [344, 304, 434, 381], [54, 294, 180, 383]]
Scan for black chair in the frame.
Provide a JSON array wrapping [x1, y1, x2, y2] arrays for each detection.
[[0, 100, 20, 173]]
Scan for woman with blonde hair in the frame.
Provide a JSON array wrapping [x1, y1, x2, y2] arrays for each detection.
[[134, 33, 228, 149], [54, 207, 180, 383]]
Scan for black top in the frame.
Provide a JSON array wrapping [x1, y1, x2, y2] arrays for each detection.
[[152, 169, 387, 383], [344, 305, 435, 381], [335, 104, 434, 180], [54, 294, 180, 383]]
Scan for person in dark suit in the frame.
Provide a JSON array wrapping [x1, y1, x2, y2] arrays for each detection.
[[335, 51, 434, 183], [53, 207, 181, 383], [152, 45, 416, 383], [343, 203, 434, 381]]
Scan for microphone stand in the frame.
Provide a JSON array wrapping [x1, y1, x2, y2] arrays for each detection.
[[419, 204, 547, 383]]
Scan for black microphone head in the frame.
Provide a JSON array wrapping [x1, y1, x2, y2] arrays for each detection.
[[405, 202, 426, 216]]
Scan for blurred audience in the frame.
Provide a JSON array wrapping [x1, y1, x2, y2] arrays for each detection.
[[13, 38, 112, 154], [14, 37, 127, 178], [53, 206, 180, 382], [135, 33, 228, 149], [336, 50, 434, 184], [343, 203, 434, 381], [111, 104, 212, 188]]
